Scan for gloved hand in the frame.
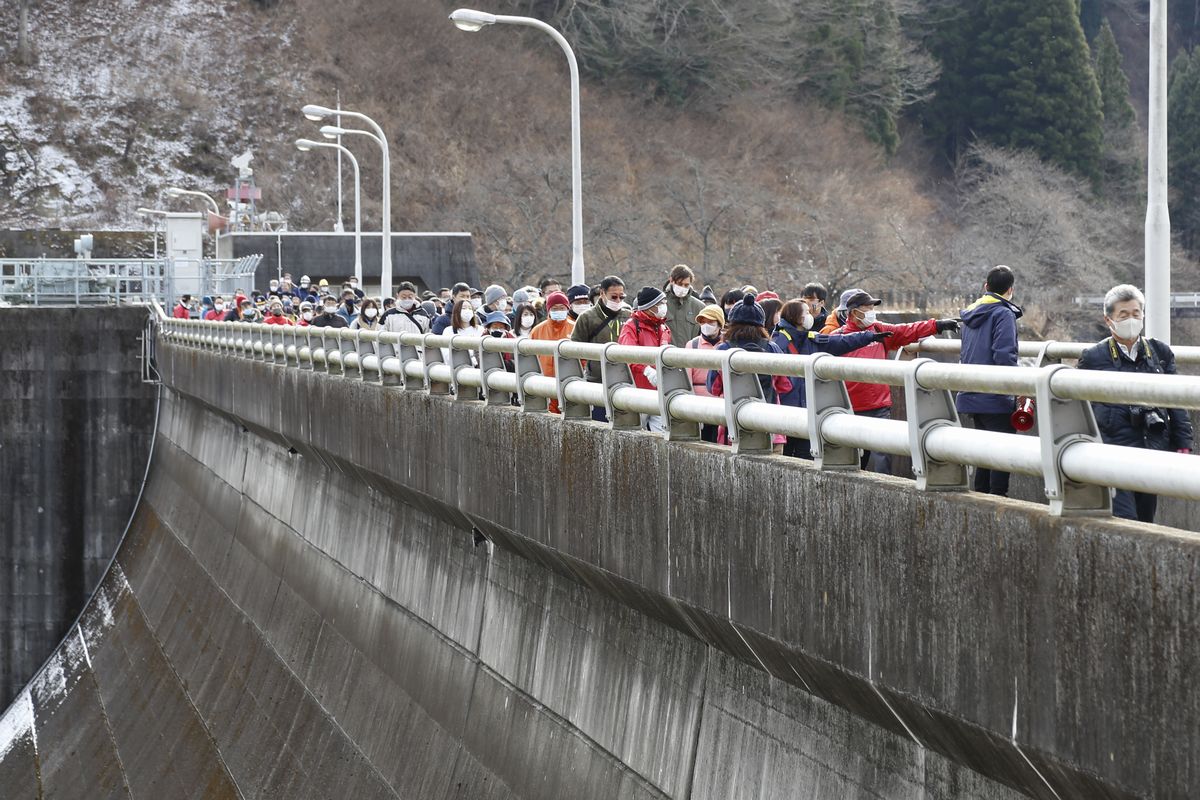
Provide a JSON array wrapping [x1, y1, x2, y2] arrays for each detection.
[[870, 331, 894, 344], [1178, 448, 1192, 454], [935, 318, 961, 334], [643, 366, 658, 387]]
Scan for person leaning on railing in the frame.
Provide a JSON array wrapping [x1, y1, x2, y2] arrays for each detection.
[[1077, 284, 1194, 524], [571, 275, 632, 422], [831, 290, 960, 473]]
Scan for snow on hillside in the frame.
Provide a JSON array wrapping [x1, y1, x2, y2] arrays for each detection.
[[0, 0, 304, 229]]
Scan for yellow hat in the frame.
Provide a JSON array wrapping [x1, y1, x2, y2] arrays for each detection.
[[695, 304, 725, 326], [318, 278, 329, 286]]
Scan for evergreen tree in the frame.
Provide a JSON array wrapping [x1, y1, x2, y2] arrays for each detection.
[[1168, 48, 1200, 252], [1093, 19, 1135, 131], [1080, 0, 1103, 41], [927, 0, 1104, 182]]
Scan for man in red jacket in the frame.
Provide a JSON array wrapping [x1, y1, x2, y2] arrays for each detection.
[[833, 290, 960, 472]]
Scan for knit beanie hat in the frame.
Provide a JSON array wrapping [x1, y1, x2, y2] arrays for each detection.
[[727, 294, 766, 327], [545, 290, 570, 309], [698, 285, 717, 304], [634, 286, 666, 311], [513, 288, 531, 305], [484, 284, 508, 307]]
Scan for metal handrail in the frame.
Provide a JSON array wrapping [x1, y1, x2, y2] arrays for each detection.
[[157, 317, 1200, 520], [905, 336, 1200, 365]]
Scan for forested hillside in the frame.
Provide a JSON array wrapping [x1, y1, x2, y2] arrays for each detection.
[[3, 0, 1199, 338]]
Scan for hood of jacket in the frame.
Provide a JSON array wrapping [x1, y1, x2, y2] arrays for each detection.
[[961, 293, 1022, 330], [631, 309, 667, 330]]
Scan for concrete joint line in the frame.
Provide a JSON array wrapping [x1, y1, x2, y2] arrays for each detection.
[[75, 624, 133, 799]]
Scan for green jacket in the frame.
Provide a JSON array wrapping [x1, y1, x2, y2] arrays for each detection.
[[571, 302, 631, 380], [664, 291, 706, 348]]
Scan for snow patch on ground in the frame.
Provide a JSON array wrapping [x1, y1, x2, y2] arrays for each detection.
[[0, 689, 35, 762]]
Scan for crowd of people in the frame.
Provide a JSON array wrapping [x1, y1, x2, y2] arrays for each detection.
[[170, 264, 1192, 524]]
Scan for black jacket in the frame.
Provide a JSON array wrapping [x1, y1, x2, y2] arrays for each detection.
[[1076, 336, 1193, 451]]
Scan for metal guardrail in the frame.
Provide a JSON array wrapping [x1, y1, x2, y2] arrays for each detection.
[[156, 317, 1200, 519], [0, 255, 263, 306], [904, 336, 1200, 366]]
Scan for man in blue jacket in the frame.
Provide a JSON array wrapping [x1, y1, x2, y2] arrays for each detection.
[[1077, 284, 1193, 523], [956, 265, 1021, 496]]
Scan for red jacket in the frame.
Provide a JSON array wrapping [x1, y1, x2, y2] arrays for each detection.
[[263, 314, 293, 326], [172, 303, 190, 319], [831, 317, 938, 411], [618, 311, 671, 389]]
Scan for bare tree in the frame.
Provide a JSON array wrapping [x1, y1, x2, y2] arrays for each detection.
[[16, 0, 35, 64]]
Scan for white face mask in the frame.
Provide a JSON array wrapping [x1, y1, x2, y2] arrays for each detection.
[[572, 303, 591, 315], [302, 311, 314, 321], [214, 303, 225, 312], [460, 307, 475, 322], [521, 314, 535, 328], [671, 283, 690, 298], [801, 313, 815, 331], [349, 281, 359, 289], [398, 297, 417, 310], [269, 283, 279, 291], [497, 299, 509, 312], [860, 310, 878, 326], [700, 322, 719, 337], [300, 281, 310, 289], [655, 303, 668, 319], [605, 298, 623, 312], [1110, 317, 1143, 340], [323, 305, 338, 315], [470, 298, 483, 310], [549, 308, 569, 322], [364, 307, 378, 319]]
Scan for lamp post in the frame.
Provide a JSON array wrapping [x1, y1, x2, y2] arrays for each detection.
[[449, 8, 586, 286], [303, 103, 393, 297], [136, 207, 169, 259], [164, 186, 222, 217], [1146, 0, 1171, 343], [297, 138, 363, 285]]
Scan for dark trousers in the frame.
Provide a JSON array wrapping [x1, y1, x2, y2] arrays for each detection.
[[591, 406, 608, 423], [967, 412, 1014, 496], [857, 407, 893, 473], [700, 424, 720, 443], [783, 436, 811, 459], [1113, 490, 1158, 523]]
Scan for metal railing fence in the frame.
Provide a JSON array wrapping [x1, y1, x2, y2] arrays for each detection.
[[157, 317, 1200, 519], [905, 337, 1200, 366]]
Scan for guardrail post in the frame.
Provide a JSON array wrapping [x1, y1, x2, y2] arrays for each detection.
[[1036, 365, 1111, 516], [255, 324, 269, 363], [479, 339, 511, 406], [448, 335, 477, 401], [325, 330, 344, 375], [720, 349, 771, 454], [398, 336, 422, 390], [268, 326, 283, 365], [423, 334, 451, 395], [555, 341, 590, 418], [600, 343, 639, 430], [378, 334, 402, 387], [301, 329, 317, 371], [515, 341, 547, 413], [340, 330, 360, 379], [656, 346, 699, 441], [807, 353, 859, 470], [357, 332, 377, 383], [905, 359, 967, 491], [284, 328, 299, 367]]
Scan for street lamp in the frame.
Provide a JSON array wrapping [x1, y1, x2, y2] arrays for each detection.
[[302, 103, 394, 297], [449, 8, 586, 285], [1146, 0, 1171, 343], [164, 186, 221, 217], [136, 207, 169, 259], [297, 138, 363, 284]]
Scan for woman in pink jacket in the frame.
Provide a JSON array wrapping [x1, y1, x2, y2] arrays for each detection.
[[618, 286, 672, 432], [685, 303, 725, 442]]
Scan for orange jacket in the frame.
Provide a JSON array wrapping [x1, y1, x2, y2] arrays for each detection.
[[529, 317, 575, 377]]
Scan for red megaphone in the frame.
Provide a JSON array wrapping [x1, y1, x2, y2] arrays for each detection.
[[1011, 397, 1036, 432]]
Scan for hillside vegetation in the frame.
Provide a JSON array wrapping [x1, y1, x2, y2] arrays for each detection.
[[3, 0, 1199, 339]]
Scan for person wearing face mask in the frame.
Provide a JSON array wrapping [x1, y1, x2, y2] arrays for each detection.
[[205, 296, 226, 321], [231, 299, 259, 322], [309, 298, 349, 328], [482, 284, 510, 316], [298, 275, 312, 296], [571, 276, 633, 421], [442, 298, 483, 367], [1077, 284, 1193, 523], [352, 298, 383, 331], [297, 301, 315, 327], [955, 266, 1023, 496], [268, 279, 281, 296], [172, 295, 192, 319], [566, 284, 592, 322], [618, 286, 673, 432], [512, 302, 537, 338], [685, 304, 726, 442], [833, 290, 958, 473], [431, 283, 473, 334], [482, 311, 517, 377], [772, 298, 887, 459], [382, 282, 431, 336], [264, 301, 293, 325], [801, 283, 829, 330], [345, 277, 364, 299], [820, 288, 860, 334], [662, 264, 706, 348], [528, 291, 576, 413]]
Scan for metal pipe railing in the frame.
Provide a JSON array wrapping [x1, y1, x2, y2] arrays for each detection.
[[156, 318, 1200, 519], [905, 336, 1200, 366]]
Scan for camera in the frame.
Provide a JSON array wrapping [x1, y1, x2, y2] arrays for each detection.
[[1130, 405, 1167, 432]]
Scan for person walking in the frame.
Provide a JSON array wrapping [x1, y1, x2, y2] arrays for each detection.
[[685, 304, 725, 442], [529, 291, 576, 413], [663, 264, 707, 348], [571, 276, 632, 421], [619, 286, 673, 432]]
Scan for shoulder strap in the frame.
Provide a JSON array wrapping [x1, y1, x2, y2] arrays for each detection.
[[777, 328, 799, 355], [1143, 337, 1165, 373]]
